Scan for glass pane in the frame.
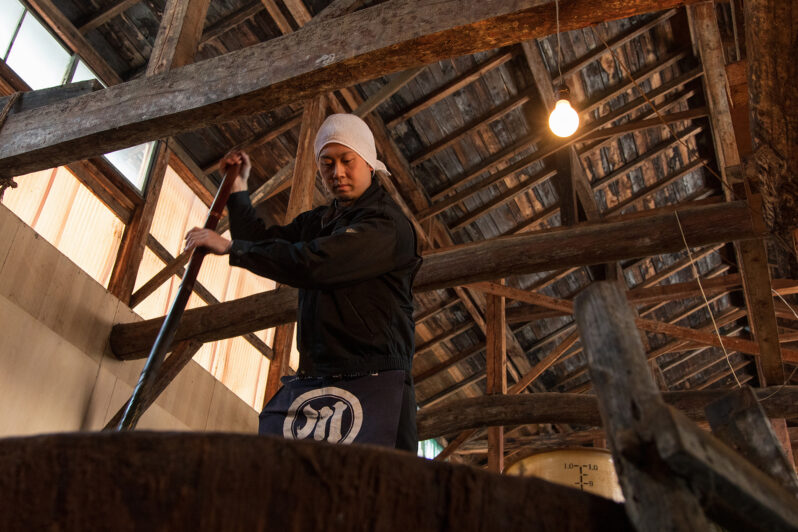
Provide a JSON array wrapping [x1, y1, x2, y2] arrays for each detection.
[[103, 142, 156, 191], [0, 0, 24, 59], [5, 11, 71, 89], [70, 58, 101, 84]]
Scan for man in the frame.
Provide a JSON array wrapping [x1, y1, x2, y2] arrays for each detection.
[[185, 114, 421, 451]]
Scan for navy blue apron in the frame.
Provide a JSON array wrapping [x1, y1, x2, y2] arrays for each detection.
[[258, 370, 405, 447]]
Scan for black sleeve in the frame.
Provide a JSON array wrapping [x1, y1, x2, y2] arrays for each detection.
[[228, 210, 401, 289], [226, 190, 306, 243]]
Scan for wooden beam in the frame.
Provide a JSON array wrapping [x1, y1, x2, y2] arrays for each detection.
[[0, 0, 707, 177], [141, 234, 273, 359], [522, 39, 598, 222], [78, 0, 140, 34], [485, 291, 506, 473], [109, 0, 210, 302], [109, 200, 764, 359], [199, 1, 263, 44], [0, 80, 102, 115], [416, 387, 798, 441]]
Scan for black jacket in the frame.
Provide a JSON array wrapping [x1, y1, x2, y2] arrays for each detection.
[[227, 180, 421, 377]]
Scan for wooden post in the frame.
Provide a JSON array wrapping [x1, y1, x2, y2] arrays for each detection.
[[576, 282, 798, 532], [705, 386, 798, 496], [486, 289, 506, 473], [574, 281, 712, 531], [262, 96, 326, 405]]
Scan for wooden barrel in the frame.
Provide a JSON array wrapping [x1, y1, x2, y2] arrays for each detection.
[[0, 432, 633, 531], [505, 448, 624, 502]]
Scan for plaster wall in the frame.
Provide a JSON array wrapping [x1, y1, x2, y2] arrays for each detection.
[[0, 202, 258, 435]]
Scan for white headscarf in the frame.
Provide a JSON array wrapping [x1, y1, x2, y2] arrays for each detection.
[[314, 114, 390, 175]]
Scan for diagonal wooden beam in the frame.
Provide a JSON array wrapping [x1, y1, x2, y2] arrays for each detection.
[[1, 0, 707, 177], [199, 1, 263, 44], [78, 0, 140, 34]]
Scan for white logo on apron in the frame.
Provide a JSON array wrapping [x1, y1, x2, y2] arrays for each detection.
[[283, 386, 363, 444]]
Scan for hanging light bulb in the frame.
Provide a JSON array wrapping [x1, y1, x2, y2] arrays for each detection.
[[549, 85, 579, 138]]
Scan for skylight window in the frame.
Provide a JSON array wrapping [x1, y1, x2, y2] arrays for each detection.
[[0, 0, 24, 59], [5, 11, 71, 90], [2, 4, 155, 192], [104, 143, 156, 191], [69, 58, 100, 84]]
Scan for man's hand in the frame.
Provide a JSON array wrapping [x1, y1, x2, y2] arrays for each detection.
[[184, 228, 232, 255], [221, 150, 252, 193]]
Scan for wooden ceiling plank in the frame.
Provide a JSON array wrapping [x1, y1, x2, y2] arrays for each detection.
[[385, 50, 515, 129], [578, 107, 708, 143], [414, 321, 476, 357], [420, 71, 704, 221], [553, 9, 679, 84], [202, 112, 302, 174], [413, 342, 485, 384], [1, 0, 708, 177], [410, 87, 536, 166]]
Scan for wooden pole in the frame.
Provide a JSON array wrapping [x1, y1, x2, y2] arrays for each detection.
[[574, 281, 712, 530], [116, 165, 239, 430]]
